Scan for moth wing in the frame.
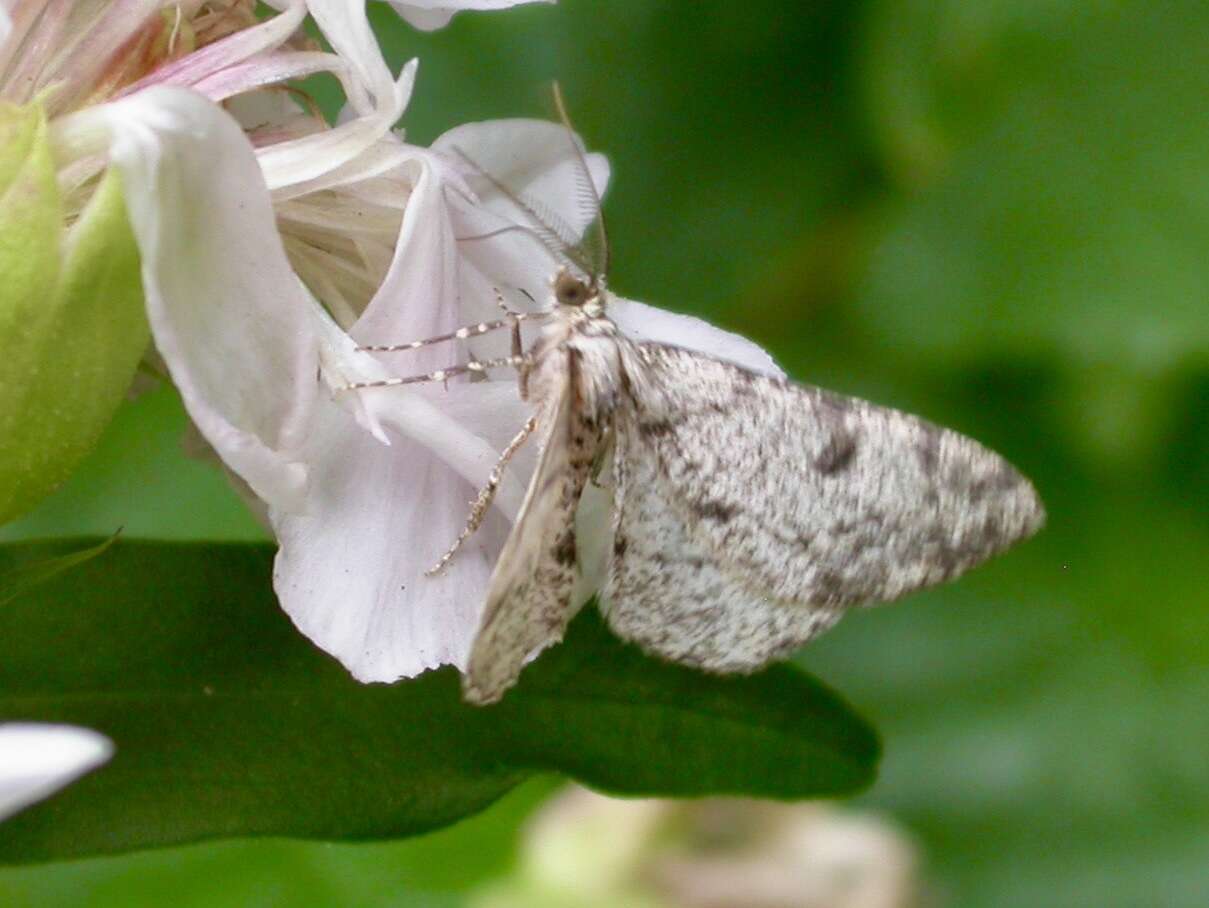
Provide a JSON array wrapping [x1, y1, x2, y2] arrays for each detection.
[[602, 418, 843, 671], [620, 342, 1045, 613], [463, 378, 598, 705]]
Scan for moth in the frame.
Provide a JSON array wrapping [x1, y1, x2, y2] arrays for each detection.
[[351, 95, 1046, 705]]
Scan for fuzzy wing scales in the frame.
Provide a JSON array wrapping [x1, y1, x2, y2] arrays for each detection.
[[620, 342, 1045, 613], [463, 374, 603, 705], [603, 416, 843, 671]]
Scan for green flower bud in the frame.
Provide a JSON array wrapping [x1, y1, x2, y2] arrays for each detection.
[[0, 102, 148, 524]]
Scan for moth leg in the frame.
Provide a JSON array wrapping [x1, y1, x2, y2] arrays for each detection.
[[490, 287, 538, 401], [426, 413, 539, 576], [495, 286, 535, 320], [358, 289, 549, 354], [513, 320, 535, 402], [337, 353, 532, 392], [357, 317, 519, 353]]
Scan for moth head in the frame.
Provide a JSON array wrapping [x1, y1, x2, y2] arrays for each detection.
[[552, 268, 599, 309]]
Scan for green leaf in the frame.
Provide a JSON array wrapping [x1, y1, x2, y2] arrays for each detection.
[[0, 102, 149, 524], [0, 539, 877, 864]]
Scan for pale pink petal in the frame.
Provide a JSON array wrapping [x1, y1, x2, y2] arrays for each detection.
[[272, 383, 533, 680], [0, 724, 112, 821], [190, 50, 355, 106], [119, 0, 313, 101], [352, 143, 460, 342], [20, 0, 161, 112], [67, 87, 320, 509], [385, 0, 554, 32]]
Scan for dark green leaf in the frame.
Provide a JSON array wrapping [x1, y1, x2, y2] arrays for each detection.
[[0, 539, 877, 863]]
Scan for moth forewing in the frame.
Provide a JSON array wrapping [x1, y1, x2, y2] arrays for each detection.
[[463, 346, 611, 705]]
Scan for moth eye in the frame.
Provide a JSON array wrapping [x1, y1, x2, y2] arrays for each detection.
[[555, 277, 588, 306]]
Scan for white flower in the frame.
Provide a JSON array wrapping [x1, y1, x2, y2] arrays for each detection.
[[0, 724, 112, 822], [7, 0, 782, 685]]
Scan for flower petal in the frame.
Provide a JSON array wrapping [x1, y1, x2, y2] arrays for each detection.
[[67, 87, 321, 509], [307, 0, 398, 114], [384, 0, 554, 32], [190, 51, 356, 107], [272, 382, 533, 681], [257, 59, 417, 193], [0, 724, 112, 821], [609, 295, 786, 377], [119, 0, 313, 101]]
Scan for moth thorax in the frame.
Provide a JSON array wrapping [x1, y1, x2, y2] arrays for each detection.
[[553, 270, 596, 308]]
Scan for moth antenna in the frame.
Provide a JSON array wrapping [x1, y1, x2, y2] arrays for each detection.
[[551, 82, 610, 283], [455, 222, 573, 267], [450, 146, 594, 278]]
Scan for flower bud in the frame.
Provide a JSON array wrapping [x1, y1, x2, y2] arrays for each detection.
[[0, 102, 148, 524]]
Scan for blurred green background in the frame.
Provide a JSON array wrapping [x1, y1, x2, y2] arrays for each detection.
[[3, 0, 1208, 904]]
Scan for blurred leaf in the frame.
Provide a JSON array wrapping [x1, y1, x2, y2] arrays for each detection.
[[858, 0, 1209, 372], [0, 539, 877, 864]]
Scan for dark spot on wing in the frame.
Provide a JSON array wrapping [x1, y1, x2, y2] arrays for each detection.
[[813, 569, 847, 606], [915, 427, 941, 475], [944, 457, 973, 491], [815, 388, 854, 414], [638, 419, 675, 439], [553, 529, 577, 566], [814, 426, 858, 474], [613, 534, 628, 559], [992, 461, 1025, 491], [980, 514, 1002, 547], [963, 460, 1023, 504], [730, 368, 759, 395], [688, 498, 737, 523]]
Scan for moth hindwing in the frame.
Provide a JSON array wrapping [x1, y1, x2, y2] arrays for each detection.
[[600, 341, 1045, 672]]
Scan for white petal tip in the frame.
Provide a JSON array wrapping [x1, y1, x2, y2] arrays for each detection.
[[0, 724, 114, 821]]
